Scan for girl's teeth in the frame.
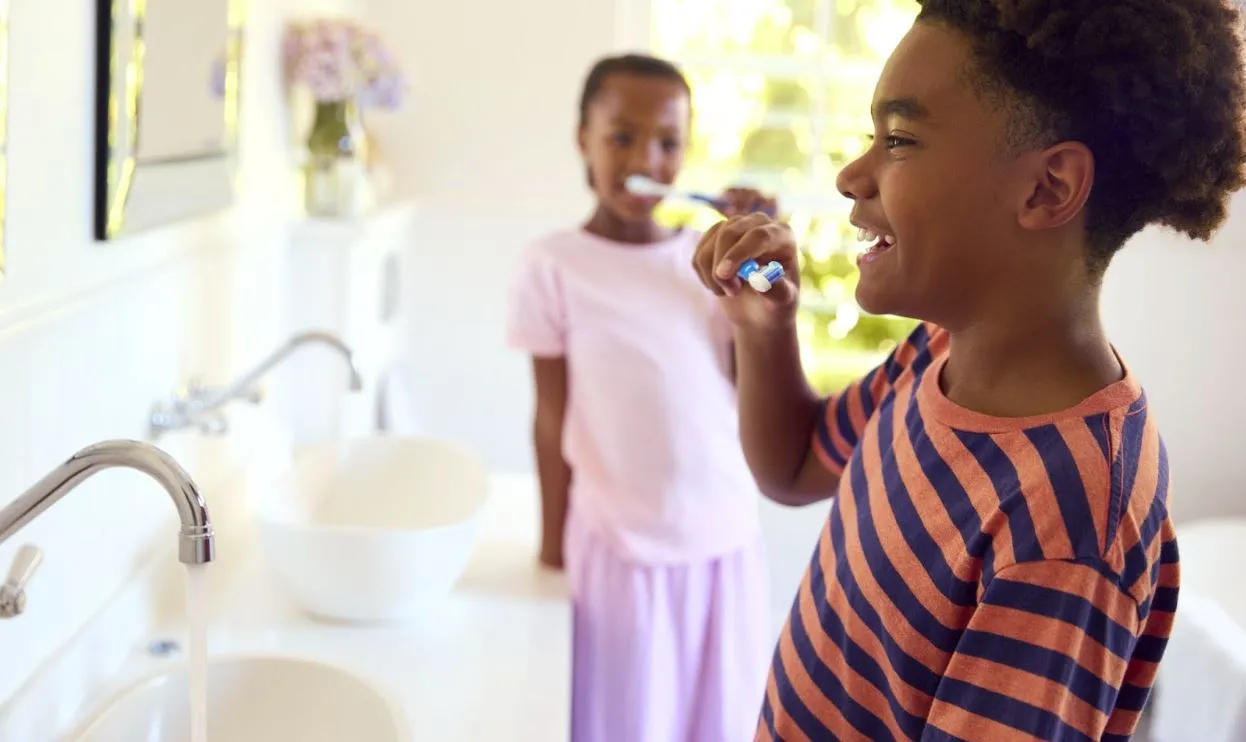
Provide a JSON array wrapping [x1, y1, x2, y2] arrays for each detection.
[[882, 235, 895, 246], [858, 228, 879, 243]]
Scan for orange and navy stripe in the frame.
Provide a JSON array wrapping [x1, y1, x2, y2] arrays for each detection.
[[760, 324, 1178, 741]]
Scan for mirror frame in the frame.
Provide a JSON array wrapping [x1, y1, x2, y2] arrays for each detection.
[[0, 0, 7, 273], [92, 0, 244, 241]]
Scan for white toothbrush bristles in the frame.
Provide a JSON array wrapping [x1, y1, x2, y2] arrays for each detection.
[[624, 174, 671, 197]]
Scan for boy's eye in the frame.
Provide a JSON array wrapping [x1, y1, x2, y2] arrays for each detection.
[[661, 138, 681, 152], [863, 133, 916, 150], [612, 132, 633, 146]]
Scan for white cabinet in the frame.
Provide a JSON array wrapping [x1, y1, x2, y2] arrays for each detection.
[[274, 200, 417, 447]]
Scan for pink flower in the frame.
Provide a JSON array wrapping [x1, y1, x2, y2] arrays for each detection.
[[277, 18, 406, 108]]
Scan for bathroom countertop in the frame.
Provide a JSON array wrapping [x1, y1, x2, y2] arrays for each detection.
[[193, 472, 571, 741]]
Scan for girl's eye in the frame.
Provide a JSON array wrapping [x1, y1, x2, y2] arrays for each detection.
[[612, 133, 633, 146], [661, 138, 681, 152]]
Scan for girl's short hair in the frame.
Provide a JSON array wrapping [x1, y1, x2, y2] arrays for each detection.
[[578, 53, 691, 129]]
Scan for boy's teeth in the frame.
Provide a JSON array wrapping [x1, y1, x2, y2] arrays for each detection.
[[856, 227, 897, 244]]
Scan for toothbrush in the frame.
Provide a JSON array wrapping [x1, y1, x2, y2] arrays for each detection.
[[625, 175, 843, 217], [737, 259, 785, 293], [625, 175, 779, 218]]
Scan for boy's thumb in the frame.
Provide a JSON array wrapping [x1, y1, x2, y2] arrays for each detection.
[[768, 276, 799, 305]]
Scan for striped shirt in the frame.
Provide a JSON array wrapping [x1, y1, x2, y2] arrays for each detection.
[[759, 323, 1180, 742]]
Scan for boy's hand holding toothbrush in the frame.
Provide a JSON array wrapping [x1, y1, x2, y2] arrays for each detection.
[[692, 213, 801, 333]]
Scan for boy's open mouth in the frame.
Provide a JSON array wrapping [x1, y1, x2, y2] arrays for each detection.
[[856, 228, 896, 265]]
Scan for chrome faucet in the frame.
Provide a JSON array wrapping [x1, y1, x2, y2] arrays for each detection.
[[0, 440, 213, 618], [149, 330, 364, 439]]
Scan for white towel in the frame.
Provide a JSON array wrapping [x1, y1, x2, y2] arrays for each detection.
[[1153, 590, 1246, 741]]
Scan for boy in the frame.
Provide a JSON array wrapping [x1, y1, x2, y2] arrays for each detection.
[[692, 0, 1246, 739]]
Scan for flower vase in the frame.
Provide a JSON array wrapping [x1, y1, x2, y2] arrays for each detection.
[[302, 99, 370, 217]]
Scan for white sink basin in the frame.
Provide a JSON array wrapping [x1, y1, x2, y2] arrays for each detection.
[[65, 655, 410, 741], [253, 435, 490, 622]]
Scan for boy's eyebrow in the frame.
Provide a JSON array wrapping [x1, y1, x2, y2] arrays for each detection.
[[873, 97, 932, 123]]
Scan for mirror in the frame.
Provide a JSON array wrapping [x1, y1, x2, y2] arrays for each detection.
[[93, 0, 243, 240]]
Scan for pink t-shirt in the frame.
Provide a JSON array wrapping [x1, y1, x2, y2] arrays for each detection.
[[507, 228, 762, 564]]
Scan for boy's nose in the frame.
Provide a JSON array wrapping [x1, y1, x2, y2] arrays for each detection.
[[836, 153, 877, 201]]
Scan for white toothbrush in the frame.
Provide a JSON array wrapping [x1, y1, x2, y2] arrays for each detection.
[[624, 174, 758, 213], [625, 174, 839, 216]]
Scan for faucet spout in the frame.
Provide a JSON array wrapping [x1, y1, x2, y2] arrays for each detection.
[[148, 330, 363, 440], [190, 330, 361, 411], [0, 440, 213, 565]]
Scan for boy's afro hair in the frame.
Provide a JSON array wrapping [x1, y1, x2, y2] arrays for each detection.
[[917, 0, 1246, 266]]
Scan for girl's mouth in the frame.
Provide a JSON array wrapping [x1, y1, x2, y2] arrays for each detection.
[[622, 190, 663, 208], [856, 227, 896, 265]]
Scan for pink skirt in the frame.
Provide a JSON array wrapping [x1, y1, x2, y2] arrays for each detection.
[[565, 509, 772, 742]]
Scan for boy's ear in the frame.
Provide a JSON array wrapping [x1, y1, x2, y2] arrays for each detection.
[[1016, 141, 1095, 232]]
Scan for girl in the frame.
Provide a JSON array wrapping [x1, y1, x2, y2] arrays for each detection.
[[506, 54, 776, 742]]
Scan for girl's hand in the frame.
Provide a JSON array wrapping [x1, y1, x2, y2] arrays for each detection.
[[692, 213, 801, 332], [716, 187, 779, 218], [538, 540, 564, 571]]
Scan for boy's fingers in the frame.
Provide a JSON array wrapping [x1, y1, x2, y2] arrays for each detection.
[[712, 214, 771, 280], [715, 219, 793, 280]]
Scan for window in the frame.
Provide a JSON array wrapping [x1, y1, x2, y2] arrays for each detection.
[[648, 0, 920, 391]]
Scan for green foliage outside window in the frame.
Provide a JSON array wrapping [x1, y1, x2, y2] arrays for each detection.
[[651, 0, 919, 392]]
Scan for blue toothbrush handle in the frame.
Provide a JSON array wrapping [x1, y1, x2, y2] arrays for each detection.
[[737, 259, 786, 292], [695, 193, 778, 218]]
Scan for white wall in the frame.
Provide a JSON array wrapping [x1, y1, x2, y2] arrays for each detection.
[[1101, 210, 1246, 523], [0, 0, 354, 706], [368, 0, 1246, 616]]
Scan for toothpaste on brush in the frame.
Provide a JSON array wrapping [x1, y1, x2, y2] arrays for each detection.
[[737, 259, 785, 293]]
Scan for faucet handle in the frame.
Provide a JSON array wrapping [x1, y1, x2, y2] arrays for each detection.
[[195, 410, 231, 436], [242, 384, 265, 405], [0, 545, 43, 618]]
